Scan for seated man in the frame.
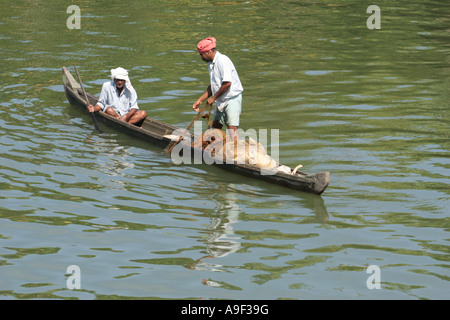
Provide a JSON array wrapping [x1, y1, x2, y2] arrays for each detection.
[[87, 67, 147, 125]]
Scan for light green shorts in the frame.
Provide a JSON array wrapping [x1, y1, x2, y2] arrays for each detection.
[[213, 94, 242, 127]]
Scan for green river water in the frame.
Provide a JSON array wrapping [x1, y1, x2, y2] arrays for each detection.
[[0, 0, 448, 300]]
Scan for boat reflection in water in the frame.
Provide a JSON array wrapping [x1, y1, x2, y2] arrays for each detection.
[[190, 183, 329, 287]]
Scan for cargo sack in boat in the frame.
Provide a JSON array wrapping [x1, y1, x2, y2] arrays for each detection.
[[192, 128, 227, 152], [215, 137, 278, 170]]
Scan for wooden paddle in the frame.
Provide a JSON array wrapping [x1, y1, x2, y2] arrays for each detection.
[[164, 103, 212, 154], [74, 66, 102, 133]]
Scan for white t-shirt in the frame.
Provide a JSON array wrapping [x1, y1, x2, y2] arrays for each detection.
[[97, 81, 139, 116], [208, 51, 243, 111]]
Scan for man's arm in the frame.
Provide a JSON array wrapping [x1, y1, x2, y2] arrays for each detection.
[[87, 104, 102, 113], [206, 81, 231, 106], [87, 82, 108, 113], [192, 85, 213, 112]]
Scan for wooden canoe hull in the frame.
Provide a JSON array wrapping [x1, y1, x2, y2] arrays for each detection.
[[62, 66, 330, 195]]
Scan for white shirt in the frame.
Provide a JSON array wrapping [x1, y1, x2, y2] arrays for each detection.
[[208, 51, 243, 111], [97, 81, 139, 116]]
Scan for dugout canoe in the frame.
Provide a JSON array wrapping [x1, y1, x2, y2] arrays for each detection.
[[62, 66, 330, 195]]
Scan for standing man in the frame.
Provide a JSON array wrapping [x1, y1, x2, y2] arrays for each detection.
[[193, 37, 244, 141], [87, 67, 147, 125]]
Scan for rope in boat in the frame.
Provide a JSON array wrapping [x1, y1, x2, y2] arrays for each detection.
[[292, 164, 303, 175], [164, 103, 212, 153]]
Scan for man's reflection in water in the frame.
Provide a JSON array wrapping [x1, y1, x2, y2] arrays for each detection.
[[192, 186, 242, 273], [190, 184, 329, 278]]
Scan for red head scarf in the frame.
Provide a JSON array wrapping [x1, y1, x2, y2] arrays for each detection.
[[197, 37, 216, 54]]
